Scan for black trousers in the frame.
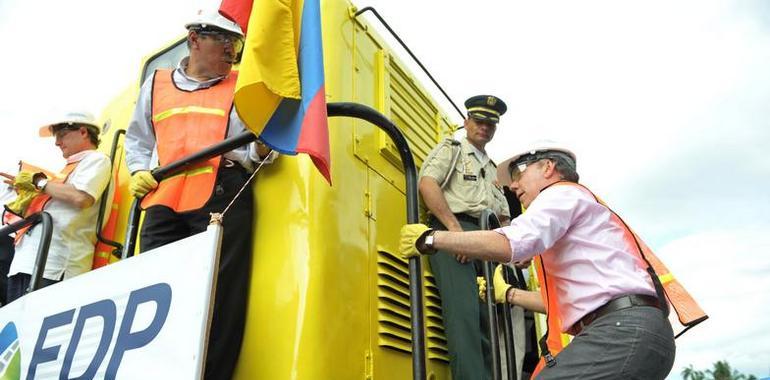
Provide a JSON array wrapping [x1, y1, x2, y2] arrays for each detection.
[[140, 166, 254, 380], [0, 234, 14, 305], [6, 273, 60, 304]]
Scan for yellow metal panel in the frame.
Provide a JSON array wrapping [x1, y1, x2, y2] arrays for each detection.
[[367, 169, 449, 380]]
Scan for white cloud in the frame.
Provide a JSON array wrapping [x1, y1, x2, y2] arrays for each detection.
[[658, 228, 770, 378]]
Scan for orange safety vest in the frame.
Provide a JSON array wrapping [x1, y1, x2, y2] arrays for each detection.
[[14, 161, 80, 244], [92, 156, 121, 269], [140, 69, 238, 212], [530, 182, 708, 378]]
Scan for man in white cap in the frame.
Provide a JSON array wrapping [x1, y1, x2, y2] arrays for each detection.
[[124, 10, 275, 380], [1, 111, 111, 303], [400, 140, 684, 379]]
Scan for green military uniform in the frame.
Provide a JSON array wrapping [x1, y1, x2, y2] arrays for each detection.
[[419, 95, 510, 380]]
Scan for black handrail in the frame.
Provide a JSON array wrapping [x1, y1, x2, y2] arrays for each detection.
[[0, 211, 54, 293], [122, 199, 142, 259], [95, 128, 125, 259], [153, 132, 257, 180], [28, 212, 53, 293], [479, 209, 503, 380], [353, 7, 465, 121], [0, 214, 39, 238], [326, 102, 425, 380], [122, 131, 258, 258]]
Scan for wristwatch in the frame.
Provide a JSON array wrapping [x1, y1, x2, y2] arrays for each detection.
[[419, 230, 437, 255], [35, 178, 48, 191], [424, 231, 436, 249]]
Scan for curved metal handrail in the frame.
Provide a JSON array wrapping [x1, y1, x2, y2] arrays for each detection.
[[95, 128, 126, 259], [0, 211, 54, 293], [122, 131, 258, 258], [479, 209, 504, 380], [326, 102, 425, 380]]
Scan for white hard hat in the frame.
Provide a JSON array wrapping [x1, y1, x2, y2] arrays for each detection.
[[496, 139, 577, 186], [185, 10, 244, 37], [39, 110, 100, 137]]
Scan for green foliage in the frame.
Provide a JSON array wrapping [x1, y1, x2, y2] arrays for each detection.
[[681, 361, 757, 380]]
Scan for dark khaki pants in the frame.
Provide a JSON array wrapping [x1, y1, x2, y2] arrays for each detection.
[[428, 218, 491, 380]]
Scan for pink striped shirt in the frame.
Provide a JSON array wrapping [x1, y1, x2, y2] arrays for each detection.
[[496, 185, 656, 332]]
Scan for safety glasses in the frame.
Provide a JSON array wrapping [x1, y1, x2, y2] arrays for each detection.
[[510, 158, 543, 182], [52, 125, 82, 140], [199, 31, 244, 53]]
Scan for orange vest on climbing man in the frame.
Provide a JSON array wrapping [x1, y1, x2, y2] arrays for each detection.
[[140, 69, 238, 213], [530, 182, 708, 378]]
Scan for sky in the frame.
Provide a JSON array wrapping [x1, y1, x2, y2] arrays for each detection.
[[1, 0, 769, 378]]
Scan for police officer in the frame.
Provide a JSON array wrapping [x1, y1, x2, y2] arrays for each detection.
[[418, 95, 511, 380]]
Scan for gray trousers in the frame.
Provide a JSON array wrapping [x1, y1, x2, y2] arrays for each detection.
[[538, 305, 675, 380]]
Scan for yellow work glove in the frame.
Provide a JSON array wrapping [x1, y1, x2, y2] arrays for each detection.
[[399, 223, 434, 259], [129, 170, 158, 199], [494, 265, 513, 303], [477, 276, 487, 302], [13, 171, 38, 192], [4, 189, 38, 216]]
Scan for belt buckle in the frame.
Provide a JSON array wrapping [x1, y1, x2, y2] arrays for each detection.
[[574, 308, 599, 335]]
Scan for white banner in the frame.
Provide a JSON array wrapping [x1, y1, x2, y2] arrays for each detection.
[[0, 224, 222, 380]]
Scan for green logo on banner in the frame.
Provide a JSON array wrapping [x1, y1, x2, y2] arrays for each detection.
[[0, 322, 20, 380]]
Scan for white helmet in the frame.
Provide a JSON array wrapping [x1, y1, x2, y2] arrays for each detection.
[[496, 139, 577, 186], [39, 110, 100, 137], [185, 10, 244, 37]]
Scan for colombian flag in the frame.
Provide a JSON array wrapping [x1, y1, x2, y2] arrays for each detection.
[[221, 0, 331, 184]]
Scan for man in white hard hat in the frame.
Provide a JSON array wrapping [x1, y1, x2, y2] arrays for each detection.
[[124, 10, 275, 380], [400, 140, 683, 379], [1, 111, 111, 303]]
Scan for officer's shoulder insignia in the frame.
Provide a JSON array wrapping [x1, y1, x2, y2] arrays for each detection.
[[442, 137, 461, 146]]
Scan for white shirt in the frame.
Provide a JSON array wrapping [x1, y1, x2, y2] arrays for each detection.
[[496, 184, 656, 332], [125, 57, 277, 174], [9, 150, 111, 281]]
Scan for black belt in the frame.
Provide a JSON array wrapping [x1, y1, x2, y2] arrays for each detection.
[[428, 213, 479, 227], [454, 213, 479, 225], [573, 294, 661, 334]]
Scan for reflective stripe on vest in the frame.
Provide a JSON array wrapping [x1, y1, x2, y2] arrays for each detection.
[[14, 161, 80, 245], [140, 69, 237, 212], [531, 182, 707, 378]]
